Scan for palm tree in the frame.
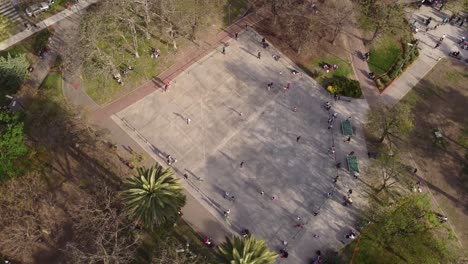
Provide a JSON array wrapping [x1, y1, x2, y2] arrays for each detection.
[[121, 165, 186, 229], [218, 235, 277, 264]]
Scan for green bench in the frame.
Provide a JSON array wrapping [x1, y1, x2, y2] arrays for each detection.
[[341, 120, 353, 136], [347, 155, 359, 174]]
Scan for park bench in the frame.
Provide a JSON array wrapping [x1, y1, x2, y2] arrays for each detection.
[[347, 155, 359, 174], [341, 119, 353, 136]]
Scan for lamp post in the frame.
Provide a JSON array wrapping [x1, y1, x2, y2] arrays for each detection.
[[395, 41, 419, 75]]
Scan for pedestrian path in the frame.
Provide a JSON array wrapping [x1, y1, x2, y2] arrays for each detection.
[[0, 0, 98, 51], [381, 6, 467, 107], [347, 5, 467, 109], [344, 26, 382, 108]]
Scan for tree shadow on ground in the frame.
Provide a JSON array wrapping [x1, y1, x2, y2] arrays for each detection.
[[20, 94, 133, 262]]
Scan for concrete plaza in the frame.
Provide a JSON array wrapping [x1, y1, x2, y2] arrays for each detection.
[[113, 29, 370, 263]]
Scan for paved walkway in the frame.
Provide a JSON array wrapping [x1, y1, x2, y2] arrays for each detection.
[[381, 6, 467, 107], [0, 0, 98, 51], [348, 5, 467, 109], [344, 27, 382, 108], [57, 12, 99, 112]]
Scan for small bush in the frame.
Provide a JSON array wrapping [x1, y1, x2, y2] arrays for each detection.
[[327, 85, 337, 94], [33, 29, 52, 53], [380, 75, 390, 85], [389, 68, 401, 79], [376, 79, 384, 90], [330, 76, 362, 98]]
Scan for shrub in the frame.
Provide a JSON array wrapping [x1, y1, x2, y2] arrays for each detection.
[[376, 79, 384, 90], [389, 68, 402, 79], [33, 29, 52, 53], [380, 75, 390, 85], [327, 85, 337, 94], [332, 76, 362, 98]]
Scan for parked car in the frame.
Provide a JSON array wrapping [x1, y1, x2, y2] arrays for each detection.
[[25, 1, 53, 17]]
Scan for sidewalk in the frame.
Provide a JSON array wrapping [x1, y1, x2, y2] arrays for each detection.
[[0, 0, 99, 51], [381, 6, 467, 107], [57, 13, 99, 112], [346, 6, 467, 109]]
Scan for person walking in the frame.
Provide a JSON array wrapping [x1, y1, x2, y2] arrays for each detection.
[[222, 46, 226, 55], [434, 42, 440, 49], [333, 175, 339, 183], [296, 136, 301, 142], [440, 34, 446, 41], [235, 32, 238, 40], [257, 51, 261, 59], [187, 118, 191, 125], [240, 161, 244, 168]]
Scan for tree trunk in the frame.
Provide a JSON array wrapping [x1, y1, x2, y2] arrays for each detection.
[[371, 24, 381, 42], [379, 130, 387, 143], [143, 0, 151, 40], [128, 20, 140, 58]]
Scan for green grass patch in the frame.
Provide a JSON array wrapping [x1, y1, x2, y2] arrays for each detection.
[[458, 128, 468, 149], [445, 70, 464, 84], [84, 38, 178, 105], [304, 56, 353, 85], [39, 56, 63, 101], [0, 15, 13, 42], [368, 34, 401, 76]]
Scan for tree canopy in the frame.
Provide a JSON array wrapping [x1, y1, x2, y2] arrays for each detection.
[[218, 235, 277, 264], [367, 104, 414, 144], [367, 152, 411, 193], [358, 0, 405, 42], [121, 165, 186, 229], [0, 53, 28, 94], [0, 111, 29, 182], [347, 195, 457, 263]]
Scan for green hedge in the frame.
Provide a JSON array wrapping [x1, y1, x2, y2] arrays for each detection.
[[329, 76, 363, 98], [33, 29, 52, 53]]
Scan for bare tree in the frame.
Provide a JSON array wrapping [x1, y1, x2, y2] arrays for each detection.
[[367, 152, 411, 193], [63, 187, 140, 263], [0, 173, 54, 262]]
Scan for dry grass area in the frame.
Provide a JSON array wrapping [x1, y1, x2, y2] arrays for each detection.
[[399, 58, 468, 252], [252, 16, 353, 82]]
